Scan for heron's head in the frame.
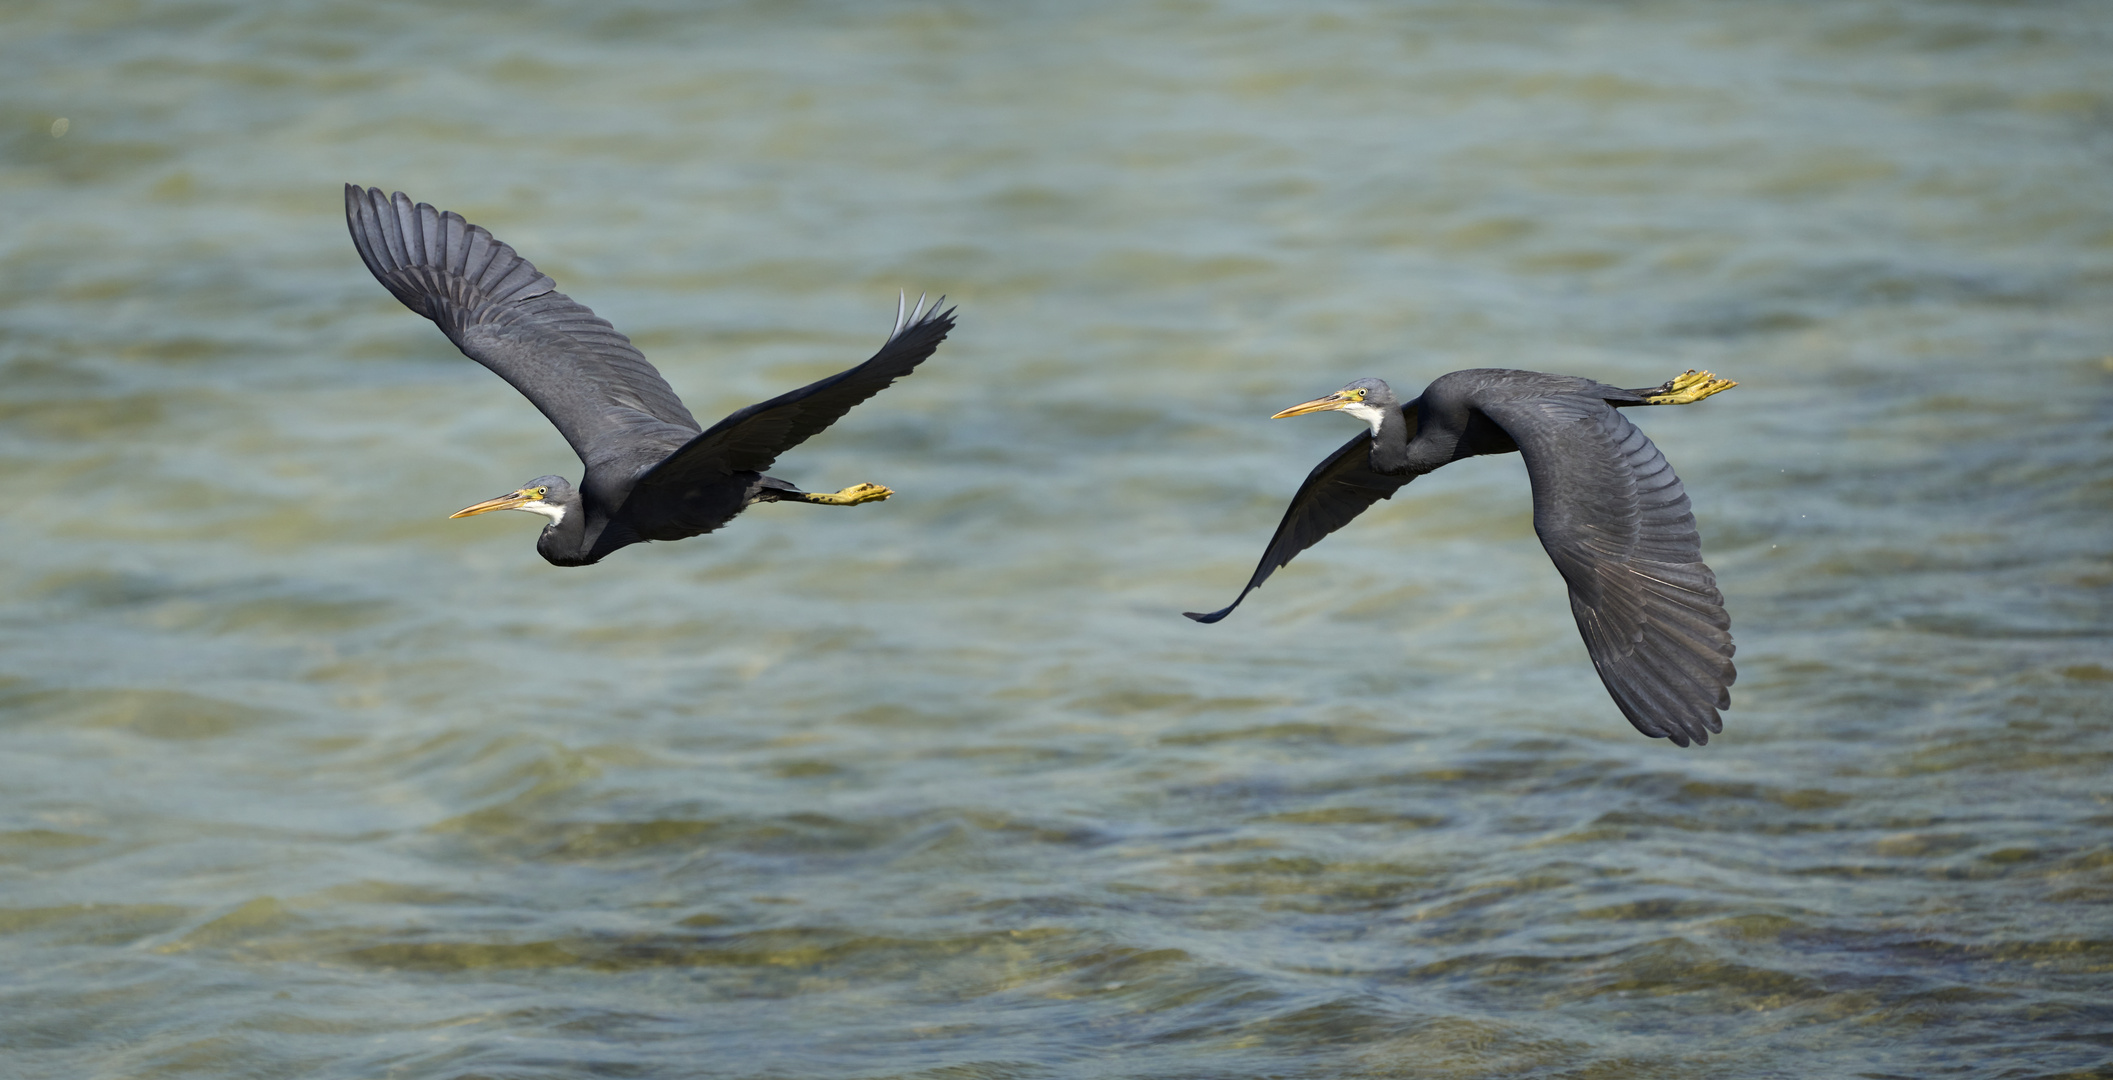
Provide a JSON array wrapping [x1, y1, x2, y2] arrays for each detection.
[[1271, 378, 1398, 431], [449, 475, 576, 526]]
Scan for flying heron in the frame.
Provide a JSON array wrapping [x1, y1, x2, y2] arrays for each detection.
[[1186, 368, 1738, 746], [345, 185, 954, 567]]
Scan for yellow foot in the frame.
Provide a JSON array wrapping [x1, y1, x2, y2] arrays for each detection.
[[803, 482, 893, 506], [1646, 369, 1738, 405]]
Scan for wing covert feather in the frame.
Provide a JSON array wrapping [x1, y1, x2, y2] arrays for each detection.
[[1478, 395, 1735, 745], [345, 185, 700, 470]]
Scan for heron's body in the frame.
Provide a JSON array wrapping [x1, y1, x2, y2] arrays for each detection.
[[344, 185, 954, 566], [1188, 368, 1738, 747]]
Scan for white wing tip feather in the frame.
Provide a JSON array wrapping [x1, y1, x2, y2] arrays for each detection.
[[887, 290, 946, 341]]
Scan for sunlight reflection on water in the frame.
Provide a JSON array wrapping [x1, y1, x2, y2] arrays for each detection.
[[1, 1, 2109, 1077]]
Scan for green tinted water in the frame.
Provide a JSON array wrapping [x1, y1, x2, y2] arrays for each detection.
[[3, 1, 2109, 1077]]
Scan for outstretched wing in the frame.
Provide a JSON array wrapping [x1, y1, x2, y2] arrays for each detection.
[[345, 185, 701, 472], [1478, 395, 1735, 746], [1185, 414, 1417, 624], [625, 295, 955, 501]]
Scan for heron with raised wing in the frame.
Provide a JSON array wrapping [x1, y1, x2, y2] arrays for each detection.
[[345, 185, 954, 567], [1186, 368, 1738, 746]]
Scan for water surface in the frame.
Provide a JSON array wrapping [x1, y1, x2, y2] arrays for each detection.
[[2, 1, 2110, 1077]]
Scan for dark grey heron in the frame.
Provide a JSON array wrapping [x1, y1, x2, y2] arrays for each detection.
[[1186, 368, 1738, 746], [345, 186, 954, 567]]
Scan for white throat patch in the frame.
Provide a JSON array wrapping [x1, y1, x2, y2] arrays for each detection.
[[1341, 401, 1390, 434], [517, 500, 567, 526]]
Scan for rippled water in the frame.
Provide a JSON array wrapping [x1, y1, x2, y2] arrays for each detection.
[[3, 1, 2110, 1076]]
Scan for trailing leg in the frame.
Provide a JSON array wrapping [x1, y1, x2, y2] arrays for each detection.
[[796, 482, 893, 506], [1632, 369, 1737, 405]]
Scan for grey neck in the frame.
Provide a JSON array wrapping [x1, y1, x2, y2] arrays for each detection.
[[533, 492, 594, 566], [1363, 402, 1414, 474]]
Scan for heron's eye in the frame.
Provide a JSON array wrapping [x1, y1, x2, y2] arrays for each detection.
[[530, 487, 547, 499], [1346, 389, 1366, 401]]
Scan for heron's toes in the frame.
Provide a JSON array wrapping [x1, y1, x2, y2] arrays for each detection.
[[807, 482, 893, 506], [1646, 369, 1737, 405]]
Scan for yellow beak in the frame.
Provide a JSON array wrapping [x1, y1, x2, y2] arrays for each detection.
[[1270, 392, 1357, 419], [449, 490, 536, 519]]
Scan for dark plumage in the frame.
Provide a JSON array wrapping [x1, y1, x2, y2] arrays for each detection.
[[1186, 369, 1738, 747], [344, 185, 954, 566]]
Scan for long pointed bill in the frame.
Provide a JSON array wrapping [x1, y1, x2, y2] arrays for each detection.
[[1270, 393, 1356, 419], [449, 490, 536, 519]]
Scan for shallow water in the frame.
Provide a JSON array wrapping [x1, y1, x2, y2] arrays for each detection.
[[3, 1, 2110, 1076]]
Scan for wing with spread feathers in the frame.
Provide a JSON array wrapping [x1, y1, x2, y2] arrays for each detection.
[[345, 185, 700, 472]]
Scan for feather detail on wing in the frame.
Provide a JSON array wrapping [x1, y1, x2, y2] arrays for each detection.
[[1185, 412, 1417, 624], [1477, 395, 1735, 746], [344, 186, 701, 471], [625, 294, 956, 504]]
